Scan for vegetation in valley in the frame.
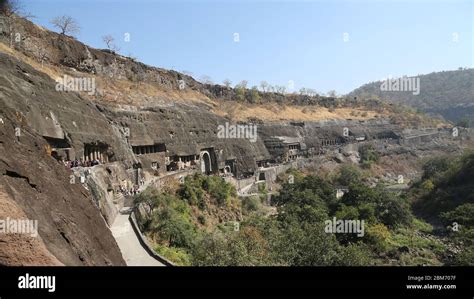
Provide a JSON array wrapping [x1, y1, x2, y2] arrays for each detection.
[[410, 150, 474, 265], [135, 151, 473, 266]]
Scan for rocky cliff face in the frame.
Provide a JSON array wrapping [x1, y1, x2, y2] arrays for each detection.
[[0, 51, 271, 265], [0, 15, 191, 88], [0, 92, 125, 265]]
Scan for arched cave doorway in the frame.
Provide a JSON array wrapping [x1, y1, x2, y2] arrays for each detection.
[[200, 151, 212, 174]]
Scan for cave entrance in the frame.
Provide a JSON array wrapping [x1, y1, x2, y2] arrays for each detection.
[[51, 150, 60, 161], [223, 159, 237, 177], [44, 136, 73, 161], [132, 143, 166, 155], [200, 151, 212, 174], [83, 142, 110, 163], [133, 162, 142, 186]]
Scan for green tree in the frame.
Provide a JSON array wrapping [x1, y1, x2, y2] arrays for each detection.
[[456, 118, 470, 128], [151, 203, 196, 248], [441, 203, 474, 227], [249, 86, 261, 104], [180, 174, 205, 207], [235, 80, 248, 102], [422, 156, 450, 181], [191, 231, 231, 266], [333, 243, 373, 266], [191, 226, 272, 266], [336, 164, 363, 186], [449, 246, 474, 266], [358, 144, 379, 166], [271, 221, 341, 266], [341, 184, 411, 227], [365, 223, 391, 252]]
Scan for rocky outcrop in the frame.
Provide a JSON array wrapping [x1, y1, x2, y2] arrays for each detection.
[[0, 56, 125, 266], [1, 15, 355, 106], [0, 186, 63, 266]]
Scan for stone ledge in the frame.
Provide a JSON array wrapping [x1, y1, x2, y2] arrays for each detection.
[[128, 211, 175, 267]]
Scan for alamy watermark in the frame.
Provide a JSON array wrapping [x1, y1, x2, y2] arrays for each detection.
[[0, 217, 38, 238], [178, 79, 186, 90], [18, 273, 55, 293], [55, 75, 96, 95], [217, 122, 258, 143], [342, 32, 349, 42], [452, 127, 458, 137], [380, 75, 420, 95], [288, 174, 294, 184], [324, 217, 365, 237]]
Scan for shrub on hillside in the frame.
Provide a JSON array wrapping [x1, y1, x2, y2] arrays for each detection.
[[358, 144, 379, 165]]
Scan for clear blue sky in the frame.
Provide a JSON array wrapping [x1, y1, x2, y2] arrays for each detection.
[[24, 0, 473, 94]]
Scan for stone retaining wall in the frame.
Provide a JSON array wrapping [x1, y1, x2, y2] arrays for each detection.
[[129, 211, 175, 267]]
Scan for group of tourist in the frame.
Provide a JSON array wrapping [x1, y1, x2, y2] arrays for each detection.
[[117, 184, 140, 196], [63, 159, 103, 169]]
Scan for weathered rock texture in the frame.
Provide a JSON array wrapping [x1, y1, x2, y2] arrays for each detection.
[[0, 54, 125, 266]]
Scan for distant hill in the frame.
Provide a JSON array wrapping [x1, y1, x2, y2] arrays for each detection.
[[349, 69, 474, 125], [0, 14, 441, 126]]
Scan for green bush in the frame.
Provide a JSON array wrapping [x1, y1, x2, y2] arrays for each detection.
[[191, 227, 272, 266], [248, 86, 261, 104], [242, 196, 262, 214], [411, 218, 433, 233], [440, 203, 474, 227], [235, 86, 246, 102], [336, 164, 364, 186], [365, 223, 391, 252], [449, 246, 474, 266], [180, 174, 237, 207], [422, 156, 451, 181], [341, 184, 411, 228], [334, 204, 359, 220], [358, 144, 379, 164], [151, 205, 196, 249], [456, 118, 470, 128], [333, 243, 373, 266], [202, 176, 236, 206], [180, 174, 205, 206], [154, 244, 191, 266], [420, 179, 434, 192]]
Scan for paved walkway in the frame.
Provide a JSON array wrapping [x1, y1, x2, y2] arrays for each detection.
[[110, 213, 164, 266]]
